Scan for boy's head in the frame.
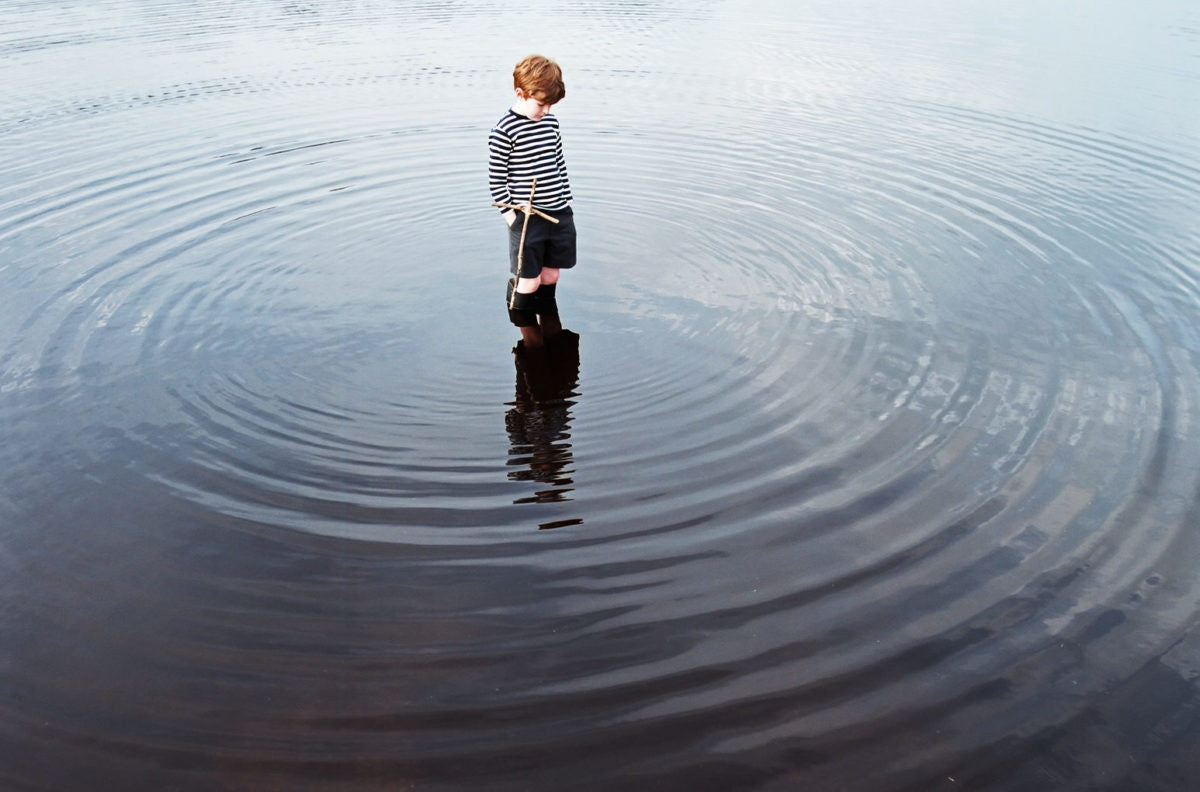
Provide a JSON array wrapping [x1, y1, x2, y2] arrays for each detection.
[[513, 54, 566, 106]]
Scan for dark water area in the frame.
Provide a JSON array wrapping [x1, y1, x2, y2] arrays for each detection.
[[3, 1, 1200, 789]]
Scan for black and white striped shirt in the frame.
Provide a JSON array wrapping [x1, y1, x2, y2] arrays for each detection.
[[488, 109, 572, 213]]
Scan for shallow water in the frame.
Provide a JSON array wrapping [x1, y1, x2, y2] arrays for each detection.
[[3, 1, 1200, 789]]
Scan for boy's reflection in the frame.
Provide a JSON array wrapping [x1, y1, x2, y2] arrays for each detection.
[[504, 329, 582, 529]]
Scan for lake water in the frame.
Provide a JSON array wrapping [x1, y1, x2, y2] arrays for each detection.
[[3, 1, 1200, 789]]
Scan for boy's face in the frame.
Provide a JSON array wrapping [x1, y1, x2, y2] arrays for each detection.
[[514, 88, 554, 121]]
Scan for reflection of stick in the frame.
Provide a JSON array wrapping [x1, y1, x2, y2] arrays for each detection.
[[492, 177, 560, 309]]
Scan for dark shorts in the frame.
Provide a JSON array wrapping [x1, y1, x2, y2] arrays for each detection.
[[508, 207, 576, 279]]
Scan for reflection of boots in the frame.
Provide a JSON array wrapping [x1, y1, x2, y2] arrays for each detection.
[[515, 329, 579, 403], [505, 330, 582, 514], [546, 327, 579, 362], [519, 324, 543, 349], [540, 313, 561, 340]]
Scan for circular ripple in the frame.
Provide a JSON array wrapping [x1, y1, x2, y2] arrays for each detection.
[[3, 2, 1200, 790]]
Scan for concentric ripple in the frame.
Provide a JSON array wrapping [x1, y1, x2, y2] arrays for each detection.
[[3, 1, 1200, 790]]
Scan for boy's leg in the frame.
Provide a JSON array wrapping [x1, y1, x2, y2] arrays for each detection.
[[507, 212, 576, 346], [536, 271, 561, 339], [535, 210, 574, 340], [506, 277, 543, 350], [508, 217, 551, 349]]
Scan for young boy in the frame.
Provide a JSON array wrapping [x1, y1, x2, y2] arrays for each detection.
[[488, 54, 576, 350]]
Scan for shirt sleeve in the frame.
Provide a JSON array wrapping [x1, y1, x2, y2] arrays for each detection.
[[487, 127, 512, 211], [556, 128, 573, 202]]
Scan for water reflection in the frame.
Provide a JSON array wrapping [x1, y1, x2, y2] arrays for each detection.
[[504, 328, 582, 528]]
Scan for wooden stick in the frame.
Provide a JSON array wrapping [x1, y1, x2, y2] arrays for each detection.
[[492, 202, 561, 224], [493, 178, 561, 309]]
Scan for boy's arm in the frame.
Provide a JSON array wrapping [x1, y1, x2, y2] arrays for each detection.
[[487, 128, 514, 214], [556, 130, 573, 204]]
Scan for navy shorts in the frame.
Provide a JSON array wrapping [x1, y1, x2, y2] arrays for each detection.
[[508, 207, 576, 279]]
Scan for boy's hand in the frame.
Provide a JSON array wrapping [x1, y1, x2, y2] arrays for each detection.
[[504, 210, 518, 227]]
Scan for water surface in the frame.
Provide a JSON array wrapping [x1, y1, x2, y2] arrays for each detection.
[[3, 1, 1200, 790]]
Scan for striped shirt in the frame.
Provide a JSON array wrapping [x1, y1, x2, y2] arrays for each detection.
[[488, 109, 572, 213]]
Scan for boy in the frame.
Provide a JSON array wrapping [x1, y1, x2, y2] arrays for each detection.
[[488, 54, 576, 350]]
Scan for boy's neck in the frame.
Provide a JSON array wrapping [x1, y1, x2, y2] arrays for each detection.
[[511, 104, 549, 120]]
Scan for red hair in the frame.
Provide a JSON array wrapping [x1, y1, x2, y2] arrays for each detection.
[[513, 54, 566, 104]]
